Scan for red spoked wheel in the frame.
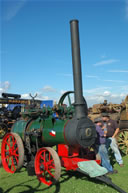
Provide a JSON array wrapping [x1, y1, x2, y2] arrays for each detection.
[[35, 147, 61, 186], [1, 132, 24, 173]]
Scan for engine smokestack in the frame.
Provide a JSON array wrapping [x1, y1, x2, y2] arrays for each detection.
[[70, 20, 86, 119]]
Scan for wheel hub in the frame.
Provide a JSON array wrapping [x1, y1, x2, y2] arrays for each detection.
[[9, 148, 13, 156]]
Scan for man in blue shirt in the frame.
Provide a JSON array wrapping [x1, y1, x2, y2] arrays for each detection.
[[102, 113, 124, 167], [94, 117, 118, 174]]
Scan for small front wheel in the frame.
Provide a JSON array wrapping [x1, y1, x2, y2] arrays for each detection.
[[35, 147, 61, 186]]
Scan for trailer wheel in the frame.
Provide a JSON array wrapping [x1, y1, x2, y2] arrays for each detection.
[[116, 129, 128, 155], [0, 123, 8, 139], [1, 133, 24, 173], [35, 147, 61, 186]]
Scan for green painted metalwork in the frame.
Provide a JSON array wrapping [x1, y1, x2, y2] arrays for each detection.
[[11, 119, 28, 140], [42, 118, 68, 145], [11, 114, 67, 146], [26, 117, 43, 143]]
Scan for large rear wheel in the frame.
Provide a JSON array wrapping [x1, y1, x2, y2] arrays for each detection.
[[35, 147, 61, 186], [1, 132, 24, 173]]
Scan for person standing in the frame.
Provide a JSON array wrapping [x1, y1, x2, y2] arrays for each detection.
[[102, 113, 124, 167], [94, 117, 117, 174]]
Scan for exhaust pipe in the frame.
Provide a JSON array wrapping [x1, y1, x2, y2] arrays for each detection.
[[70, 20, 86, 119]]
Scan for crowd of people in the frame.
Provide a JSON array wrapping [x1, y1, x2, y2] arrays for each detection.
[[94, 113, 124, 175]]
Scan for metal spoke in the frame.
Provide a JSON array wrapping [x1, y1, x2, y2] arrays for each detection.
[[8, 137, 11, 148], [121, 132, 126, 139], [11, 157, 16, 171], [14, 156, 19, 164], [5, 141, 10, 148], [49, 165, 55, 169], [44, 151, 46, 163], [7, 157, 11, 165], [12, 140, 17, 148], [120, 145, 126, 149], [5, 149, 9, 152], [5, 155, 10, 159], [13, 153, 19, 157], [118, 137, 124, 142], [41, 154, 45, 161], [46, 169, 54, 178], [14, 147, 18, 152], [118, 142, 125, 145], [47, 159, 54, 165]]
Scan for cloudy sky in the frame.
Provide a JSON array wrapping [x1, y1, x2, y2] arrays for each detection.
[[0, 0, 128, 107]]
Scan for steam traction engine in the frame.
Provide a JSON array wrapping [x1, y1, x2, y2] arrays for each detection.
[[0, 93, 42, 139], [0, 20, 126, 193]]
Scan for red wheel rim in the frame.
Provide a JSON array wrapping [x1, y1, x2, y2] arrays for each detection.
[[1, 133, 20, 173], [35, 148, 56, 186]]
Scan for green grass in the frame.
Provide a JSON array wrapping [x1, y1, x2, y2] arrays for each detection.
[[0, 139, 128, 193]]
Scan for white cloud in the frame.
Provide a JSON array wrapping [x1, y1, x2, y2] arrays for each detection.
[[93, 59, 119, 66], [35, 92, 50, 100], [3, 0, 27, 21], [103, 91, 111, 96], [120, 85, 128, 91], [108, 70, 128, 73], [60, 90, 67, 95], [35, 94, 49, 101], [84, 87, 111, 94], [86, 75, 99, 79], [21, 85, 57, 101], [21, 93, 30, 99], [101, 54, 106, 59], [103, 79, 126, 83], [21, 93, 49, 100], [85, 91, 126, 107], [57, 73, 72, 77], [85, 75, 125, 84], [0, 81, 11, 96], [120, 93, 126, 97], [42, 85, 56, 93]]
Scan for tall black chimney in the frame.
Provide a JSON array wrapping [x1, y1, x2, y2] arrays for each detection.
[[70, 20, 86, 119]]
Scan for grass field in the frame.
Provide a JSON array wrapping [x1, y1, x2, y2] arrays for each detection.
[[0, 139, 128, 193]]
